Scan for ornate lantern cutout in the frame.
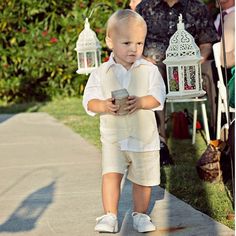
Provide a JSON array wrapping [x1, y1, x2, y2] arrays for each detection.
[[75, 18, 101, 75], [163, 14, 206, 98]]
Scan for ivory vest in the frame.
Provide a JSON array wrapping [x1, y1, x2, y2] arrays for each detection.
[[99, 64, 158, 144]]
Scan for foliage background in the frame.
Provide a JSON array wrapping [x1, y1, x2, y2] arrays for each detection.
[[0, 0, 217, 103], [0, 0, 129, 103]]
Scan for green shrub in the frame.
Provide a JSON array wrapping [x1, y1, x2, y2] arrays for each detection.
[[0, 0, 128, 103], [0, 0, 215, 103]]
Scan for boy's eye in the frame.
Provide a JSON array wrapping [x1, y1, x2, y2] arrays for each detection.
[[122, 42, 143, 46]]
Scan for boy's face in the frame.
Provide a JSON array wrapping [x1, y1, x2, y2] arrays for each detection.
[[107, 20, 147, 70]]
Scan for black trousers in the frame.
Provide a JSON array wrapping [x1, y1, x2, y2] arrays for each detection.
[[155, 60, 218, 141]]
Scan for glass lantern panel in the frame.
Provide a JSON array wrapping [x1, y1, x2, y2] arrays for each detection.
[[86, 51, 96, 68], [183, 65, 196, 90], [168, 66, 179, 92], [198, 65, 202, 90], [96, 50, 101, 67], [78, 53, 85, 68]]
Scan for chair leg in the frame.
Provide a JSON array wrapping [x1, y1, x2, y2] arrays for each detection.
[[216, 96, 222, 140], [201, 102, 210, 144], [170, 102, 174, 113], [192, 102, 197, 144], [165, 105, 168, 130]]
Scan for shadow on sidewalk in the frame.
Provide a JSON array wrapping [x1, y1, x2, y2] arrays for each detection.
[[0, 114, 14, 123], [0, 181, 56, 233], [0, 101, 45, 124], [117, 177, 164, 235]]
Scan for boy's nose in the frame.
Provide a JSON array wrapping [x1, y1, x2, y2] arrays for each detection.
[[131, 44, 137, 52]]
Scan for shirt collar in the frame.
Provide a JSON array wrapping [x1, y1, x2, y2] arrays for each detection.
[[225, 6, 235, 14], [104, 52, 150, 73]]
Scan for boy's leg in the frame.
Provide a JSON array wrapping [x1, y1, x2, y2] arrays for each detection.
[[95, 172, 122, 232], [132, 183, 156, 233], [132, 183, 151, 213], [96, 141, 125, 232], [127, 151, 159, 232], [102, 172, 123, 215]]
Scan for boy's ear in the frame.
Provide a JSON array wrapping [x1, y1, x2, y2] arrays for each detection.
[[105, 36, 113, 49]]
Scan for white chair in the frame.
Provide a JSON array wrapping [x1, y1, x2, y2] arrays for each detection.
[[212, 42, 235, 140], [166, 97, 210, 145]]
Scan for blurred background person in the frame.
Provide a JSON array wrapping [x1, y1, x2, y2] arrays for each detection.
[[214, 0, 235, 37], [136, 0, 218, 150]]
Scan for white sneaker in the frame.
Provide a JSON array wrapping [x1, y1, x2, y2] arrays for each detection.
[[94, 213, 118, 233], [132, 212, 156, 233]]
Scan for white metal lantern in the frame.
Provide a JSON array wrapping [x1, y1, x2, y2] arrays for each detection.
[[75, 18, 101, 75], [163, 14, 206, 99]]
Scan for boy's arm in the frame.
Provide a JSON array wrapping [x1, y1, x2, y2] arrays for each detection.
[[88, 98, 119, 115], [83, 71, 118, 116], [125, 95, 160, 114]]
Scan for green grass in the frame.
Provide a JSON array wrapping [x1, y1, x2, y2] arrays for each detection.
[[0, 97, 234, 229]]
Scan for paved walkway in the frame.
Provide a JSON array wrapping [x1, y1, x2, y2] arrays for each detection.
[[0, 113, 234, 236]]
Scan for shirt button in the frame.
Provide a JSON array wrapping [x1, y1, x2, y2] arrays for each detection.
[[169, 11, 173, 15]]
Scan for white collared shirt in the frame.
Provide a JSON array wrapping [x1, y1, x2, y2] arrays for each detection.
[[82, 54, 166, 151], [214, 6, 235, 30]]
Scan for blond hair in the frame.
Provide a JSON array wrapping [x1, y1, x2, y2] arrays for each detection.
[[106, 9, 147, 37]]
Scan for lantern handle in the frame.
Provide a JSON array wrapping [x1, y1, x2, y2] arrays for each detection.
[[177, 14, 185, 30], [85, 3, 114, 20], [164, 0, 189, 22]]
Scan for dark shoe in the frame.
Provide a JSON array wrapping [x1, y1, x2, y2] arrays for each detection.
[[160, 141, 174, 166]]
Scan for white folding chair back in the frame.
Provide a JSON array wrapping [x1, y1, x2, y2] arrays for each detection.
[[213, 42, 235, 139]]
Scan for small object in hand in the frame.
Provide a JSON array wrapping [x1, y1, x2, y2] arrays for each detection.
[[111, 89, 129, 115]]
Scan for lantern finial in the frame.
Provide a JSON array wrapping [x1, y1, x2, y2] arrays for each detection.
[[84, 18, 90, 30], [177, 14, 184, 30]]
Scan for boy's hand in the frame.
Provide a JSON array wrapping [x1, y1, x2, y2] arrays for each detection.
[[103, 98, 119, 115], [125, 96, 142, 114], [125, 95, 160, 114]]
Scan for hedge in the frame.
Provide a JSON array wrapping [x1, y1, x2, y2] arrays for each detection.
[[0, 0, 216, 103], [0, 0, 129, 102]]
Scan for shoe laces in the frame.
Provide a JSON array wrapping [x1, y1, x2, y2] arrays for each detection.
[[132, 212, 152, 223], [96, 213, 117, 222]]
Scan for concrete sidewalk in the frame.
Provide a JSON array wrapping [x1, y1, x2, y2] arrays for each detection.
[[0, 113, 234, 236]]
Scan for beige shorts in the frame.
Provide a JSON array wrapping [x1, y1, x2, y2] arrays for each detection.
[[102, 142, 160, 186]]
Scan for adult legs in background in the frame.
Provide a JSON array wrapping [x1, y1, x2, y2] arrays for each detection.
[[155, 109, 166, 142], [156, 62, 168, 142], [201, 60, 218, 139], [228, 120, 235, 194]]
